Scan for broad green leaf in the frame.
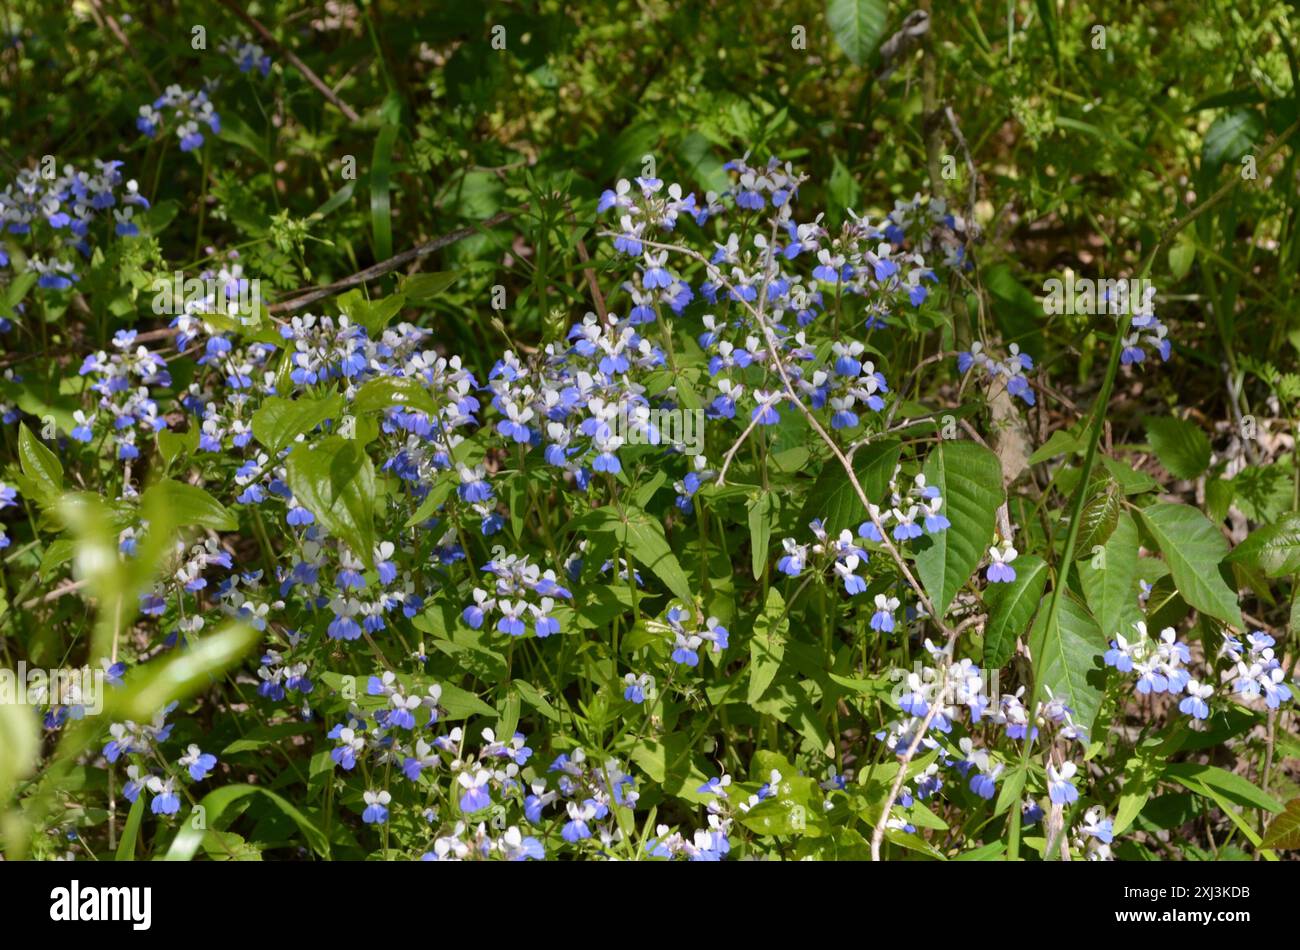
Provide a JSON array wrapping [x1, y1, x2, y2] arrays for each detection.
[[18, 422, 63, 503], [589, 505, 694, 605], [1075, 480, 1121, 553], [338, 290, 406, 337], [251, 393, 344, 454], [141, 479, 236, 532], [157, 426, 200, 467], [1144, 415, 1211, 480], [826, 0, 889, 67], [401, 271, 459, 300], [1164, 762, 1283, 813], [285, 436, 377, 566], [1202, 109, 1264, 168], [164, 784, 328, 860], [983, 554, 1047, 669], [1079, 511, 1141, 636], [1028, 592, 1107, 735], [1138, 503, 1243, 627], [748, 589, 788, 704], [799, 439, 901, 534], [915, 441, 1003, 617], [112, 623, 260, 721], [353, 376, 439, 418], [1227, 511, 1300, 577], [437, 682, 498, 720], [1028, 428, 1080, 465]]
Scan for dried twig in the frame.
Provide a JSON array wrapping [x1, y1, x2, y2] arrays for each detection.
[[269, 210, 518, 312]]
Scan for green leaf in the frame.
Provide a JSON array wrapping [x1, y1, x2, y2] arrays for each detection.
[[1165, 763, 1283, 813], [18, 422, 63, 503], [338, 290, 407, 336], [115, 793, 146, 861], [1227, 511, 1300, 578], [252, 393, 344, 455], [222, 722, 317, 755], [163, 784, 329, 860], [157, 426, 200, 467], [0, 270, 38, 319], [983, 554, 1047, 669], [1028, 592, 1107, 735], [1028, 428, 1080, 465], [588, 505, 694, 605], [826, 0, 889, 67], [800, 439, 901, 534], [400, 271, 459, 300], [353, 376, 439, 417], [915, 441, 1004, 616], [141, 479, 237, 532], [1144, 416, 1211, 480], [748, 589, 788, 704], [1168, 233, 1197, 281], [1262, 799, 1300, 850], [1075, 481, 1121, 553], [112, 623, 260, 721], [1137, 503, 1243, 627], [0, 700, 39, 809], [285, 437, 377, 566], [437, 683, 497, 720], [747, 492, 778, 580], [370, 123, 399, 261], [1202, 109, 1265, 169], [1079, 511, 1141, 637]]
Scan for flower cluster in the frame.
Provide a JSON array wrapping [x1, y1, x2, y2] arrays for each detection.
[[137, 85, 221, 152], [957, 341, 1036, 406]]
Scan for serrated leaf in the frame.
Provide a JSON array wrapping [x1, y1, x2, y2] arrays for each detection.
[[826, 0, 889, 67], [915, 441, 1004, 617], [1262, 799, 1300, 849], [1144, 416, 1211, 480], [1138, 503, 1243, 627], [1227, 511, 1300, 577], [1202, 109, 1264, 168], [1076, 482, 1121, 552], [285, 436, 377, 567], [983, 554, 1048, 669]]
